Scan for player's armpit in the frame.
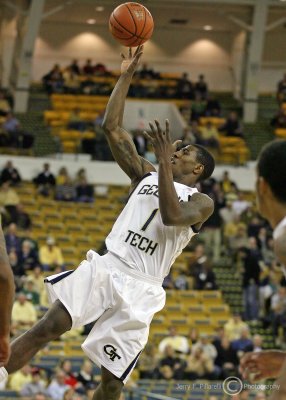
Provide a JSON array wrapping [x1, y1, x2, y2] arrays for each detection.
[[103, 126, 155, 182]]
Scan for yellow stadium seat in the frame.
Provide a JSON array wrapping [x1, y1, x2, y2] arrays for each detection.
[[275, 128, 286, 138]]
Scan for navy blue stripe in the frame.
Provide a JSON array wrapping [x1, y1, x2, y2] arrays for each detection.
[[120, 350, 142, 381], [126, 172, 153, 203], [44, 270, 74, 285], [191, 225, 200, 233]]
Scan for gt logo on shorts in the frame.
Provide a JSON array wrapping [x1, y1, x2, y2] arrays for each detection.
[[104, 344, 122, 361]]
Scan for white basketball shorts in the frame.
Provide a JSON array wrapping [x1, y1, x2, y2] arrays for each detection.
[[44, 250, 166, 383]]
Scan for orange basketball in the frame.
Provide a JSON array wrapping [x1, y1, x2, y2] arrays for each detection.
[[109, 2, 154, 47]]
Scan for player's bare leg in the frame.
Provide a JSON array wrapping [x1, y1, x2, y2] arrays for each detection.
[[5, 300, 72, 373], [93, 367, 123, 400]]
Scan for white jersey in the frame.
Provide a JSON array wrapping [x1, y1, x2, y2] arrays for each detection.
[[106, 172, 198, 280]]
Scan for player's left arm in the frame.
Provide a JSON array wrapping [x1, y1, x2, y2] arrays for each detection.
[[144, 120, 214, 227]]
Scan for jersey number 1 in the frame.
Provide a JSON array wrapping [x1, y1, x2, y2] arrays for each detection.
[[141, 208, 159, 231]]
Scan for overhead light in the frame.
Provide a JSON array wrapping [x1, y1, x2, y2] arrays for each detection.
[[95, 6, 104, 11], [204, 25, 213, 31], [87, 19, 96, 24]]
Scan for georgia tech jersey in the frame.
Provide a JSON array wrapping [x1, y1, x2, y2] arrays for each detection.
[[105, 172, 198, 279]]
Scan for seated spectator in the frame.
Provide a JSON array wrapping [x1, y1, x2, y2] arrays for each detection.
[[252, 334, 263, 352], [21, 229, 39, 252], [19, 239, 39, 272], [205, 95, 221, 116], [5, 222, 21, 253], [220, 171, 238, 195], [232, 191, 251, 217], [192, 334, 218, 362], [195, 74, 208, 100], [176, 72, 194, 99], [56, 166, 70, 185], [224, 314, 248, 341], [138, 343, 159, 379], [271, 107, 286, 128], [76, 360, 96, 390], [20, 367, 47, 397], [193, 262, 217, 290], [23, 278, 40, 307], [271, 286, 286, 341], [200, 121, 220, 149], [0, 91, 11, 116], [3, 112, 34, 148], [138, 62, 158, 79], [277, 73, 286, 103], [158, 326, 190, 355], [215, 337, 239, 379], [33, 163, 56, 197], [218, 111, 244, 138], [42, 64, 64, 94], [9, 364, 32, 392], [60, 360, 79, 389], [93, 62, 108, 76], [0, 181, 20, 222], [67, 108, 87, 131], [157, 345, 186, 380], [39, 236, 64, 271], [228, 223, 248, 258], [231, 327, 253, 356], [82, 59, 94, 76], [185, 346, 214, 379], [191, 94, 207, 121], [76, 177, 94, 203], [62, 67, 80, 94], [133, 130, 147, 156], [0, 160, 21, 185], [68, 59, 81, 75], [15, 203, 32, 230], [28, 266, 45, 295], [187, 327, 200, 346], [47, 369, 70, 400], [11, 292, 37, 331], [55, 176, 76, 201], [75, 167, 87, 184], [9, 248, 25, 290]]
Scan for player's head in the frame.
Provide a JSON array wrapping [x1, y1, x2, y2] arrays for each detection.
[[171, 144, 215, 184], [256, 139, 286, 218]]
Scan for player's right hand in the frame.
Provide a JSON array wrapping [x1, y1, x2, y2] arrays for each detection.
[[240, 351, 286, 381], [0, 335, 10, 366], [120, 45, 144, 75]]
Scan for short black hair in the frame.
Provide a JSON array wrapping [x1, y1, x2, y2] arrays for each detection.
[[193, 144, 215, 182], [258, 139, 286, 203]]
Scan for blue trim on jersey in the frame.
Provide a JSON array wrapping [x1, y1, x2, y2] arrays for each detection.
[[44, 270, 74, 285], [120, 350, 142, 381], [126, 172, 153, 203]]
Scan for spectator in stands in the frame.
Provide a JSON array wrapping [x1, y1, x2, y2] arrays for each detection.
[[176, 72, 194, 99], [191, 94, 207, 122], [21, 229, 39, 252], [39, 236, 64, 271], [252, 334, 263, 352], [240, 237, 262, 321], [76, 177, 94, 203], [62, 68, 81, 94], [15, 203, 32, 230], [0, 160, 21, 186], [74, 168, 87, 184], [56, 166, 70, 185], [271, 107, 286, 128], [133, 130, 147, 156], [9, 248, 25, 291], [220, 171, 237, 195], [55, 175, 76, 201], [232, 191, 251, 217], [20, 367, 47, 397], [19, 240, 39, 272], [218, 111, 244, 138], [231, 327, 253, 356], [215, 337, 239, 379], [0, 181, 20, 222], [228, 223, 248, 259], [2, 112, 34, 149], [158, 326, 190, 355], [34, 393, 48, 400], [195, 74, 209, 100], [185, 345, 214, 379], [82, 59, 94, 76], [67, 108, 87, 131], [188, 243, 217, 289], [93, 62, 109, 76], [28, 266, 45, 296], [157, 345, 186, 380], [138, 62, 157, 79], [192, 334, 218, 363], [190, 120, 206, 146], [0, 91, 11, 116], [187, 327, 200, 346], [68, 59, 81, 76], [277, 73, 286, 103], [219, 200, 238, 240], [23, 279, 40, 307], [224, 313, 248, 341], [60, 360, 79, 389], [205, 95, 222, 117], [42, 64, 64, 94], [33, 163, 56, 197], [200, 121, 220, 149], [138, 343, 159, 379], [9, 364, 32, 392], [47, 369, 70, 400], [76, 360, 96, 390], [11, 292, 37, 331], [246, 214, 265, 238], [271, 286, 286, 343], [4, 222, 21, 253]]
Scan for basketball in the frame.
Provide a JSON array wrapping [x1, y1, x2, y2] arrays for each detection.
[[109, 2, 154, 47]]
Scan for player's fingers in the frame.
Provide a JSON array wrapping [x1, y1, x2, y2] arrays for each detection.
[[143, 130, 152, 141], [121, 53, 126, 60], [134, 45, 144, 56], [172, 140, 182, 150], [129, 47, 132, 58], [165, 119, 170, 140], [148, 122, 156, 136], [154, 119, 163, 135]]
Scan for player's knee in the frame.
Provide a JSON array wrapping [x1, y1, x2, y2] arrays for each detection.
[[101, 378, 123, 399]]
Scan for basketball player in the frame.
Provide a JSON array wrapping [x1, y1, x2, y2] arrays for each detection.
[[0, 46, 215, 400], [0, 220, 14, 367], [240, 140, 286, 399]]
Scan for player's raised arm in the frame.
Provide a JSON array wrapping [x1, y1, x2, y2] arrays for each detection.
[[102, 46, 155, 186], [0, 221, 15, 366]]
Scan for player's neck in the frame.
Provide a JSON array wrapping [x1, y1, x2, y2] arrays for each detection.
[[267, 202, 286, 229], [173, 175, 197, 187]]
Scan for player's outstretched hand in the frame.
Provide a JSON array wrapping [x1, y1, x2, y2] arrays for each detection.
[[121, 45, 144, 75], [0, 334, 10, 366], [144, 119, 182, 162], [240, 351, 286, 381]]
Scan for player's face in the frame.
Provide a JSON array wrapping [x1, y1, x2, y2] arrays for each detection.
[[171, 145, 202, 178]]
